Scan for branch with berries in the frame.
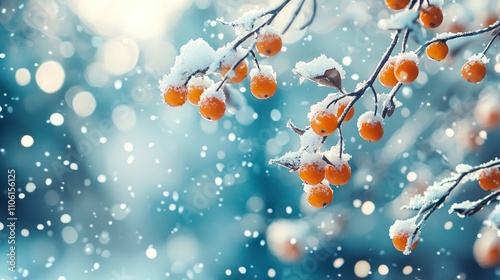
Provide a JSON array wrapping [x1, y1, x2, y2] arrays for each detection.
[[158, 0, 317, 120], [269, 0, 499, 211], [157, 0, 500, 256], [389, 158, 500, 255]]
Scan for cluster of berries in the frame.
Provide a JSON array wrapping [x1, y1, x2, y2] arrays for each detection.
[[162, 29, 283, 121], [298, 151, 352, 209], [384, 1, 493, 86]]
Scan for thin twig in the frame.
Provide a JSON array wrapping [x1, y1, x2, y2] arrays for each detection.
[[415, 22, 500, 55], [406, 159, 500, 246], [298, 0, 317, 30], [481, 31, 499, 55], [338, 128, 344, 160]]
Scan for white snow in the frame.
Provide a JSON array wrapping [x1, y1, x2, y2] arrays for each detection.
[[269, 151, 302, 169], [388, 217, 419, 255], [322, 144, 352, 167], [293, 55, 346, 84], [377, 92, 402, 109], [249, 64, 276, 80], [388, 217, 417, 238], [378, 10, 418, 30], [428, 0, 444, 7], [189, 76, 214, 88], [303, 183, 314, 193], [199, 83, 225, 103], [299, 129, 324, 153], [303, 181, 331, 194], [406, 180, 454, 210], [221, 8, 266, 35], [395, 51, 419, 64], [300, 152, 326, 167], [158, 38, 215, 92], [356, 111, 383, 130], [467, 53, 489, 64], [259, 24, 280, 36], [435, 32, 456, 40], [211, 44, 248, 73], [448, 200, 477, 218], [307, 92, 343, 120], [158, 73, 185, 93], [174, 38, 216, 74], [455, 164, 472, 173]]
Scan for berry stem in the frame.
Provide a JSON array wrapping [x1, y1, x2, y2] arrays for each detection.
[[183, 67, 209, 86], [408, 0, 421, 9], [370, 85, 378, 116], [249, 50, 261, 71], [217, 52, 250, 91], [481, 31, 499, 56], [364, 30, 402, 89], [282, 0, 307, 34], [401, 28, 410, 53], [218, 0, 314, 91], [338, 127, 344, 160], [336, 95, 361, 127], [385, 83, 403, 113], [322, 155, 333, 166], [298, 0, 317, 30]]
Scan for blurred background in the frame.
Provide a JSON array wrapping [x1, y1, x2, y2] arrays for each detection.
[[0, 0, 499, 279]]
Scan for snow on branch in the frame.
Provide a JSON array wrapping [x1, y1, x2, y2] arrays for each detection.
[[393, 158, 500, 253]]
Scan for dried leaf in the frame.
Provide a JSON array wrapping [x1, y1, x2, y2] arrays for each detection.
[[310, 68, 343, 90], [382, 100, 395, 118], [269, 151, 302, 171], [286, 120, 305, 135]]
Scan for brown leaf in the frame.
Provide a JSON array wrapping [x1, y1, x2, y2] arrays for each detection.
[[310, 68, 343, 90], [383, 100, 396, 118], [286, 120, 305, 136]]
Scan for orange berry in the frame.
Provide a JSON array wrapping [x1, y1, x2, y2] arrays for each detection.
[[249, 67, 277, 99], [163, 85, 188, 107], [325, 162, 351, 186], [384, 0, 410, 11], [358, 112, 384, 142], [478, 167, 500, 191], [187, 85, 204, 105], [336, 102, 355, 122], [461, 59, 487, 83], [298, 161, 326, 185], [379, 59, 399, 87], [310, 111, 338, 137], [187, 77, 214, 105], [419, 5, 443, 29], [306, 184, 333, 208], [199, 96, 226, 121], [394, 57, 419, 84], [426, 41, 449, 61], [256, 33, 282, 57], [221, 60, 248, 84], [392, 232, 418, 252]]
